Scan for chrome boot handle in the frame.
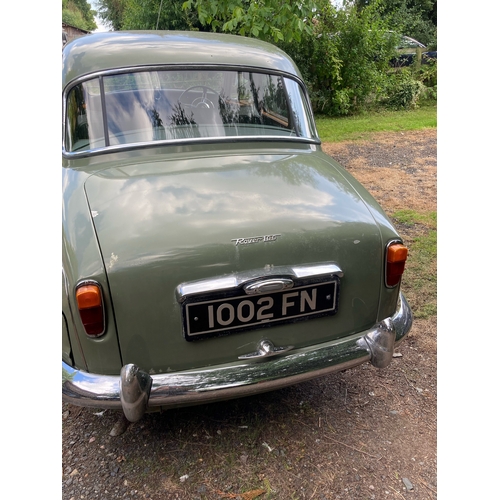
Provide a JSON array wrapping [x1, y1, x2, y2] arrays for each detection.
[[238, 339, 294, 360]]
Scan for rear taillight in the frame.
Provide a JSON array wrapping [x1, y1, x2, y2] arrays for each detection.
[[76, 282, 105, 336], [386, 242, 408, 287]]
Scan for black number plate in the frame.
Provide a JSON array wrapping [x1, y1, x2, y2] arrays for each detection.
[[183, 280, 339, 340]]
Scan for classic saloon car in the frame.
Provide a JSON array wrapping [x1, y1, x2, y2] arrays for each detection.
[[62, 31, 412, 423]]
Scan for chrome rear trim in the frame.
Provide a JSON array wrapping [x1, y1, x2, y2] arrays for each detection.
[[176, 262, 344, 302], [62, 292, 412, 421], [237, 339, 295, 360], [120, 364, 152, 422], [243, 278, 294, 295]]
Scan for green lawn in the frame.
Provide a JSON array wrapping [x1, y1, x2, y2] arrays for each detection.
[[316, 105, 438, 320], [315, 104, 437, 143], [392, 210, 437, 319]]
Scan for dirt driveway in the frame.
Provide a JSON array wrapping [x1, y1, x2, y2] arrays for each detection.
[[62, 129, 437, 500]]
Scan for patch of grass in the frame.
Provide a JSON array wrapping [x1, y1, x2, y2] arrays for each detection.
[[315, 104, 437, 143], [393, 209, 437, 228], [395, 210, 437, 319]]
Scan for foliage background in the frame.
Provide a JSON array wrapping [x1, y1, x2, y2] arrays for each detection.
[[70, 0, 437, 116], [62, 0, 98, 31]]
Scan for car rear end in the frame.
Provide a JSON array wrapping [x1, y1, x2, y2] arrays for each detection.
[[62, 32, 412, 422]]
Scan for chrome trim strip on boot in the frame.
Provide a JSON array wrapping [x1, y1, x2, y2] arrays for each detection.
[[175, 262, 344, 302]]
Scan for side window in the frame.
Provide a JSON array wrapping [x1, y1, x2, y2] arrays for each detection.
[[261, 75, 289, 128], [65, 79, 105, 153], [244, 73, 290, 129]]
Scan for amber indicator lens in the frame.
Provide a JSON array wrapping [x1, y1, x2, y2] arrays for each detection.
[[76, 284, 105, 336], [386, 243, 408, 287]]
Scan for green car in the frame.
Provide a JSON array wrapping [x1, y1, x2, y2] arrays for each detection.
[[62, 31, 412, 423]]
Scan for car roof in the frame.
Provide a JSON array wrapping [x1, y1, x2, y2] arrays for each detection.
[[62, 31, 302, 90], [400, 35, 426, 48]]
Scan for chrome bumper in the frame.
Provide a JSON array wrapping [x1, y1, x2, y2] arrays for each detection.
[[63, 292, 412, 422]]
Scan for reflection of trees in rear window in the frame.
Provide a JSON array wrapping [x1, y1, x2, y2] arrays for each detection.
[[262, 76, 288, 118], [170, 102, 196, 126], [65, 69, 318, 152]]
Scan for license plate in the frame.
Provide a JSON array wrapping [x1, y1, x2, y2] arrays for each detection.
[[183, 280, 339, 340]]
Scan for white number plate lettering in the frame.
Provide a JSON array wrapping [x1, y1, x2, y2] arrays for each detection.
[[183, 280, 338, 340]]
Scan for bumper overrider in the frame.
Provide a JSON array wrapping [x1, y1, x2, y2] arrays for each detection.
[[63, 292, 412, 422]]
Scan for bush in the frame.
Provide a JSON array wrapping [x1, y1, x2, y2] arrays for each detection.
[[62, 0, 97, 31], [279, 1, 436, 116], [417, 58, 437, 87], [280, 1, 396, 116], [412, 58, 437, 104], [385, 70, 425, 109]]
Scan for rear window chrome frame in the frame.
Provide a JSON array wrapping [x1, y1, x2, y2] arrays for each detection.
[[62, 64, 321, 159]]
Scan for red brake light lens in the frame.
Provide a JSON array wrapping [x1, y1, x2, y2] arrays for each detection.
[[386, 243, 408, 287], [76, 283, 105, 336]]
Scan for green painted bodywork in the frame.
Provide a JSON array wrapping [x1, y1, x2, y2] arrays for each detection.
[[62, 31, 303, 90], [62, 167, 123, 374], [62, 32, 403, 376]]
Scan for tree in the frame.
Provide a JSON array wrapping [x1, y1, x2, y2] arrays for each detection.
[[97, 0, 318, 43], [122, 0, 202, 31], [96, 0, 199, 31], [352, 0, 437, 47], [281, 0, 399, 116], [95, 0, 126, 30], [182, 0, 318, 43], [62, 0, 98, 31]]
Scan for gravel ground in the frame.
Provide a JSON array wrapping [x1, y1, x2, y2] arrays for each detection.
[[62, 130, 437, 500]]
